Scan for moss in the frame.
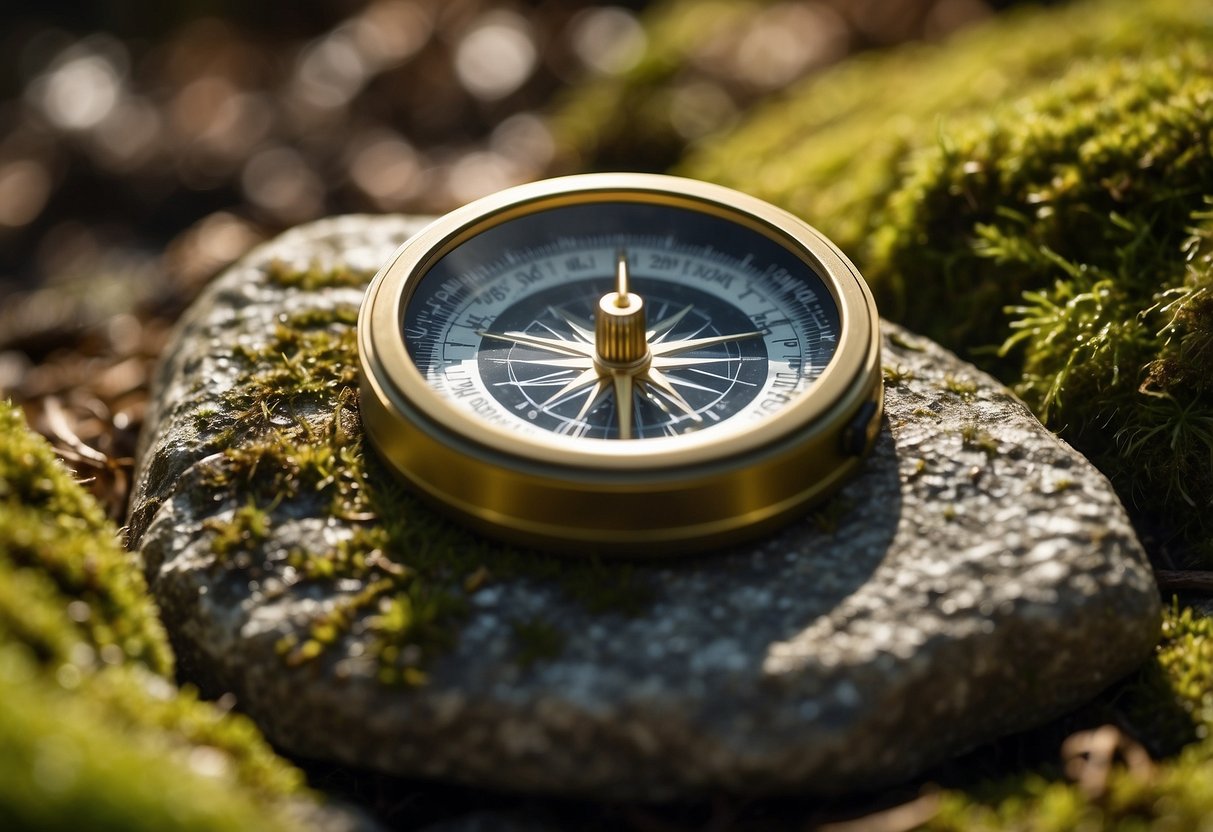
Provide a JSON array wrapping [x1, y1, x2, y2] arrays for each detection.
[[959, 423, 999, 458], [199, 283, 657, 684], [557, 0, 1209, 175], [204, 501, 272, 565], [674, 0, 1213, 565], [940, 376, 977, 402], [879, 48, 1213, 562], [680, 0, 1213, 260], [0, 400, 171, 675], [264, 259, 372, 292], [882, 364, 916, 385], [920, 603, 1213, 830], [0, 650, 307, 832], [225, 310, 362, 420], [0, 400, 331, 829]]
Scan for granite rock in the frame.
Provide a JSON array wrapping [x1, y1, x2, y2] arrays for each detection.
[[131, 215, 1160, 800]]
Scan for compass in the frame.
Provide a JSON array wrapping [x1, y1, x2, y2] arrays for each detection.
[[358, 173, 882, 555]]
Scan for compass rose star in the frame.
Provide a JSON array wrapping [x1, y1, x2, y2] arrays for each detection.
[[478, 254, 763, 439]]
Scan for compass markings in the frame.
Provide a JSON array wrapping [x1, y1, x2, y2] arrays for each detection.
[[687, 367, 757, 387], [478, 329, 596, 358], [647, 304, 694, 343], [478, 309, 769, 437]]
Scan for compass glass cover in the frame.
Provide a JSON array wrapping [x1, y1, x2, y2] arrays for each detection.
[[402, 201, 841, 441]]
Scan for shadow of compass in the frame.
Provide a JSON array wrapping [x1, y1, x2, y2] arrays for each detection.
[[380, 409, 910, 797]]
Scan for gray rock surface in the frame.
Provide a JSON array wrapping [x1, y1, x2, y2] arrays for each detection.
[[131, 215, 1160, 800]]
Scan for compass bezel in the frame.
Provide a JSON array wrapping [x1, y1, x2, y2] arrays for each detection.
[[358, 173, 881, 553]]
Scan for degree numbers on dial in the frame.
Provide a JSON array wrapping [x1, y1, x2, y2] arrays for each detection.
[[402, 203, 841, 442]]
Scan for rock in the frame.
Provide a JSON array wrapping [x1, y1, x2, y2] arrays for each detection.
[[130, 215, 1160, 800]]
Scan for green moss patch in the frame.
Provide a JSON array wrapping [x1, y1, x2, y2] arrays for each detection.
[[199, 278, 655, 685], [680, 0, 1212, 260], [0, 650, 306, 832], [921, 602, 1213, 830], [675, 0, 1213, 563], [0, 399, 330, 829], [0, 399, 171, 675], [265, 259, 374, 292]]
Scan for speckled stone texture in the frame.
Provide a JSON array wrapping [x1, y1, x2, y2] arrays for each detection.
[[131, 215, 1160, 800]]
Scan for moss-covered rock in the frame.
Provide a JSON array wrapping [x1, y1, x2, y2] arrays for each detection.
[[128, 215, 1165, 798], [633, 0, 1213, 823], [0, 399, 360, 831], [672, 0, 1213, 563]]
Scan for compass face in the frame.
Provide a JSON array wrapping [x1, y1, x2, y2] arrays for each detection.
[[358, 173, 881, 554], [403, 202, 840, 441]]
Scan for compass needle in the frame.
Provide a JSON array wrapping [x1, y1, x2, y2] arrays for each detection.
[[548, 306, 595, 342], [487, 357, 593, 369], [578, 378, 610, 419], [643, 367, 703, 422], [479, 329, 596, 358], [541, 367, 602, 407], [650, 331, 764, 358], [650, 356, 740, 371], [612, 373, 634, 440], [647, 304, 694, 342], [361, 173, 880, 553]]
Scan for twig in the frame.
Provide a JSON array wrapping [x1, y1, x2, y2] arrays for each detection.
[[814, 794, 940, 832], [1156, 570, 1213, 593]]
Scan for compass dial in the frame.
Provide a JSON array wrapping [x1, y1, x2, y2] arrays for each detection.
[[404, 205, 841, 442], [471, 275, 770, 439], [359, 174, 881, 554]]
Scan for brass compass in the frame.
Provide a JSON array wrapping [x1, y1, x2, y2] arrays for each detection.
[[358, 173, 882, 555]]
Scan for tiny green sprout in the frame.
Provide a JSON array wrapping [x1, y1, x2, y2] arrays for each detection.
[[959, 422, 999, 457], [204, 499, 271, 562], [940, 375, 978, 401], [882, 364, 916, 385]]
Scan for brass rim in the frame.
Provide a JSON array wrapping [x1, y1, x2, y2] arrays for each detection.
[[357, 173, 882, 553]]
